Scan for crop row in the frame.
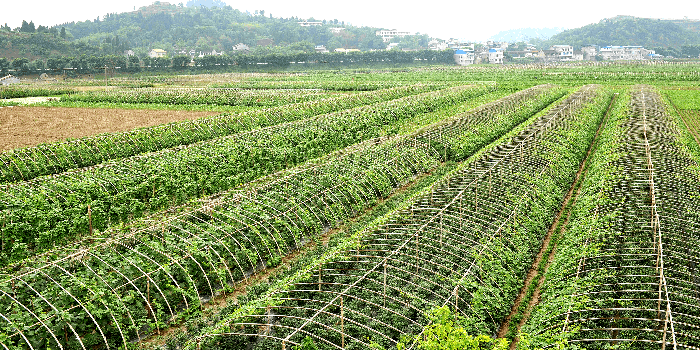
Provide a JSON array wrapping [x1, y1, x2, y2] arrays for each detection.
[[185, 85, 613, 350], [0, 84, 565, 349], [212, 80, 420, 91], [0, 135, 444, 350], [523, 86, 700, 349], [0, 84, 497, 266], [60, 88, 332, 107], [0, 84, 442, 184], [0, 85, 76, 99]]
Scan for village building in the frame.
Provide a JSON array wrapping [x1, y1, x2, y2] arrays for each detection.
[[148, 49, 167, 58], [454, 49, 475, 65], [375, 29, 412, 42]]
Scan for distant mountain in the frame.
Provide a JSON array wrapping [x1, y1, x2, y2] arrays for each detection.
[[544, 16, 700, 49], [489, 27, 566, 43]]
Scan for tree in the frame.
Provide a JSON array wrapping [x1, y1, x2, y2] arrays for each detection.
[[172, 55, 190, 68], [46, 57, 66, 70], [128, 55, 141, 72], [0, 58, 9, 73], [12, 57, 29, 72], [60, 27, 66, 39], [20, 20, 35, 33]]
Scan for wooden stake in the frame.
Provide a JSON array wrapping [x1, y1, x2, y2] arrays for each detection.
[[318, 266, 322, 292], [341, 296, 345, 349], [383, 262, 387, 307], [88, 204, 93, 236], [415, 234, 419, 274]]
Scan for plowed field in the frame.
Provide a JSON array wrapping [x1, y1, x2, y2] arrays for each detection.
[[0, 106, 215, 151]]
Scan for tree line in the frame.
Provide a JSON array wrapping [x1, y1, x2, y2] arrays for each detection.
[[0, 49, 455, 75]]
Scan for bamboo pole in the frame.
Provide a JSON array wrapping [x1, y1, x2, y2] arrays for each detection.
[[88, 204, 93, 237]]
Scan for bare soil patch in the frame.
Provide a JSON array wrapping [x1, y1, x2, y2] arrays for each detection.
[[0, 106, 216, 151]]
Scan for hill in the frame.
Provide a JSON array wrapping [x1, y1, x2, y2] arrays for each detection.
[[3, 1, 393, 61], [544, 16, 700, 49], [489, 27, 566, 43]]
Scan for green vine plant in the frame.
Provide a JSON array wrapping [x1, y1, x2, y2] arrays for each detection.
[[396, 306, 510, 350]]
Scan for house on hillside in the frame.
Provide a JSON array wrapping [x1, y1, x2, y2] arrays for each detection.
[[550, 45, 574, 60], [429, 39, 448, 51], [376, 29, 412, 42], [232, 43, 250, 54], [599, 46, 655, 60], [454, 49, 475, 65], [315, 45, 329, 53], [598, 46, 624, 60], [488, 48, 504, 64], [298, 21, 322, 27], [582, 46, 597, 60], [149, 49, 167, 58], [198, 50, 224, 57]]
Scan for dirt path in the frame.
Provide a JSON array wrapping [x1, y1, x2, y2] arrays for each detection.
[[497, 93, 617, 348], [0, 106, 216, 151]]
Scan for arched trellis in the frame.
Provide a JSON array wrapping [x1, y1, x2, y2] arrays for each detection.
[[190, 85, 609, 350], [0, 132, 446, 349], [0, 84, 492, 266], [0, 82, 579, 349], [0, 85, 439, 184], [528, 86, 700, 349]]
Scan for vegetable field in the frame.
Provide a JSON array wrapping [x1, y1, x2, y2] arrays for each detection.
[[1, 62, 699, 350]]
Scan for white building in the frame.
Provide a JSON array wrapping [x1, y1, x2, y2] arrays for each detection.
[[599, 46, 655, 60], [232, 43, 250, 54], [454, 49, 475, 65], [298, 21, 322, 27], [198, 50, 225, 57], [376, 29, 412, 42], [488, 48, 504, 64], [428, 39, 448, 51], [582, 46, 597, 60], [550, 45, 574, 60], [149, 49, 167, 58], [330, 27, 345, 34], [315, 45, 329, 53]]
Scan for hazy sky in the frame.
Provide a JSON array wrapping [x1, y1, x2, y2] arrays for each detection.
[[2, 0, 699, 41]]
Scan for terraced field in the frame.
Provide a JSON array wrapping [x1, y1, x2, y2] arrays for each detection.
[[1, 62, 699, 350]]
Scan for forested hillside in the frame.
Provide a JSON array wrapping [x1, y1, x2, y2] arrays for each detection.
[[544, 16, 700, 54], [1, 0, 419, 62]]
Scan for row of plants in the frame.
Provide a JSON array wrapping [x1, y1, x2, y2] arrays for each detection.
[[664, 89, 700, 110], [184, 85, 613, 350], [211, 80, 417, 92], [0, 84, 498, 266], [60, 87, 333, 107], [0, 84, 445, 183], [0, 85, 566, 349], [522, 86, 700, 349], [0, 135, 444, 350], [0, 85, 76, 99]]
